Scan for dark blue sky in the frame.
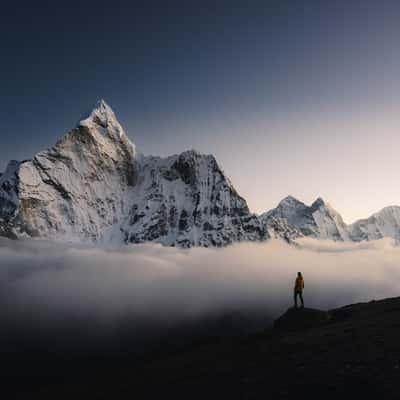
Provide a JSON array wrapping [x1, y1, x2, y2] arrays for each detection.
[[2, 0, 400, 220]]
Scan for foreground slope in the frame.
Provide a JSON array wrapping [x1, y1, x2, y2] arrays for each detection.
[[0, 100, 266, 247], [125, 297, 400, 399], [18, 296, 400, 399]]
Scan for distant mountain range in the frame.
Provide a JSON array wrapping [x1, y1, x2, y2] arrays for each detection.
[[261, 195, 400, 243], [1, 100, 400, 247]]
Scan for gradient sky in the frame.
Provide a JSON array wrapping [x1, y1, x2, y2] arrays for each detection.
[[2, 0, 400, 222]]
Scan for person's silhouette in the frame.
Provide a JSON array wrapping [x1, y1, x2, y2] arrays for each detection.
[[294, 272, 304, 308]]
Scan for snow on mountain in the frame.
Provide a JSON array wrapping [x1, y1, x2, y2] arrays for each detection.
[[3, 100, 400, 248], [0, 100, 140, 242], [261, 196, 400, 244], [348, 206, 400, 242], [0, 100, 266, 247], [261, 196, 315, 236], [117, 151, 266, 247], [261, 196, 349, 242], [309, 197, 349, 241]]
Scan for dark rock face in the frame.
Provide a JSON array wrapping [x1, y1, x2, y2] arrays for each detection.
[[172, 154, 199, 186], [13, 296, 400, 399], [130, 297, 400, 399], [273, 307, 330, 332]]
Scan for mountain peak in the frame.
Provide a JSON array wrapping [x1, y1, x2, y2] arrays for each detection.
[[78, 99, 126, 140], [278, 195, 304, 207], [311, 197, 326, 207], [96, 98, 110, 110], [92, 99, 121, 118], [311, 197, 334, 211]]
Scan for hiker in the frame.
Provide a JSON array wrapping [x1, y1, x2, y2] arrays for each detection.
[[294, 272, 304, 308]]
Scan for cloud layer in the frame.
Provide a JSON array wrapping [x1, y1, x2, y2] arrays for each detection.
[[1, 237, 400, 331]]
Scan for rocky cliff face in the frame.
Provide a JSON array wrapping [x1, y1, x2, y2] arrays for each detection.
[[0, 100, 267, 247], [120, 151, 265, 247]]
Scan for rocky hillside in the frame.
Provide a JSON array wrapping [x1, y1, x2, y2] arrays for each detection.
[[125, 297, 400, 399], [14, 296, 400, 399]]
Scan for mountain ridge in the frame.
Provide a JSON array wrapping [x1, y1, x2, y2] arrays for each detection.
[[261, 195, 400, 244], [1, 100, 400, 247], [0, 100, 266, 247]]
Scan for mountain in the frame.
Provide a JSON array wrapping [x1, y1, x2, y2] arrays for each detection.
[[261, 196, 400, 244], [3, 100, 400, 248], [0, 100, 140, 242], [119, 150, 266, 247], [348, 206, 400, 242], [0, 100, 266, 247], [260, 195, 349, 242]]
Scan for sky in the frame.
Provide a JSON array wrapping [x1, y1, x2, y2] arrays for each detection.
[[1, 0, 400, 222]]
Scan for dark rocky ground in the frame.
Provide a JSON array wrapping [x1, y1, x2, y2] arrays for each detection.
[[9, 297, 400, 399]]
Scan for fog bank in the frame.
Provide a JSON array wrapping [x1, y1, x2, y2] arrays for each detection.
[[1, 237, 399, 331]]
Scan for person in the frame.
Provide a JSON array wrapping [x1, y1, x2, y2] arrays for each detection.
[[294, 272, 304, 308]]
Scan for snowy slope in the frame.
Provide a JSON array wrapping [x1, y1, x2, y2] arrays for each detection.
[[261, 196, 400, 244], [260, 196, 349, 242], [0, 100, 266, 247], [0, 100, 140, 242], [349, 206, 400, 242], [117, 151, 266, 247]]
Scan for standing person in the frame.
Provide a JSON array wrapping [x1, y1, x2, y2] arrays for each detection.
[[294, 272, 304, 308]]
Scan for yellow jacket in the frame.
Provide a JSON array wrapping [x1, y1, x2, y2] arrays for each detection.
[[295, 276, 304, 291]]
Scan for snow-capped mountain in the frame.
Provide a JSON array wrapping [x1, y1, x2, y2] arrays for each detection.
[[0, 100, 266, 247], [260, 196, 349, 242], [260, 196, 400, 244], [119, 150, 266, 247], [348, 206, 400, 242], [3, 100, 400, 248], [0, 100, 140, 242]]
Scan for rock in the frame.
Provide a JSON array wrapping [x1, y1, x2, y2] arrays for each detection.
[[273, 307, 330, 332]]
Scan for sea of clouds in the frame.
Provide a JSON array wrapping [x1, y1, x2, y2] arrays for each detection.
[[2, 235, 400, 383], [1, 236, 399, 332]]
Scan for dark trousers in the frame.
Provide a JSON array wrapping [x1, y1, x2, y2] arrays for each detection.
[[294, 290, 304, 308]]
